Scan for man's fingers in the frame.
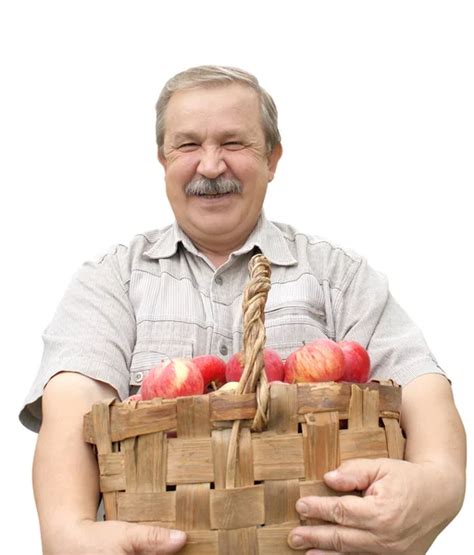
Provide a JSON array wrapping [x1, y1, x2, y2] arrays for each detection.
[[125, 523, 186, 554], [296, 494, 376, 529], [288, 524, 378, 553], [323, 459, 384, 493]]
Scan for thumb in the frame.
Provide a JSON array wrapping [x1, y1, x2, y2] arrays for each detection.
[[323, 458, 383, 492], [125, 523, 187, 554]]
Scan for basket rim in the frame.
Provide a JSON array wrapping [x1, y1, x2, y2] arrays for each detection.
[[84, 380, 401, 445]]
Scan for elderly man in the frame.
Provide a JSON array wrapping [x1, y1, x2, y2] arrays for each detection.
[[21, 66, 465, 554]]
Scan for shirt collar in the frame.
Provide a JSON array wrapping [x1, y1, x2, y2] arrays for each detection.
[[143, 212, 297, 267]]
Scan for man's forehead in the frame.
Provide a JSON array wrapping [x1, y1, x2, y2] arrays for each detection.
[[164, 84, 263, 138], [167, 83, 259, 113], [169, 126, 253, 140]]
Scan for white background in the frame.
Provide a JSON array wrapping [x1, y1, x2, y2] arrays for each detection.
[[1, 1, 472, 552]]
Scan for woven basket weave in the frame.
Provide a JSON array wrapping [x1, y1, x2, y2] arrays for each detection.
[[84, 254, 405, 554]]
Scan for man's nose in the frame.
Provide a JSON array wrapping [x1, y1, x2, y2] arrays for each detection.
[[196, 147, 227, 178]]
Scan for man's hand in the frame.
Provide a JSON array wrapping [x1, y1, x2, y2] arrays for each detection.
[[34, 372, 187, 554], [45, 519, 186, 555], [288, 374, 466, 554], [287, 458, 455, 554]]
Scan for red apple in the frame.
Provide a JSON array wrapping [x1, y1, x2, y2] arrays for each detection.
[[283, 339, 344, 383], [225, 348, 284, 383], [338, 341, 371, 382], [225, 352, 245, 382], [283, 351, 297, 383], [192, 355, 227, 391], [263, 349, 285, 381], [140, 363, 165, 400], [140, 358, 204, 399]]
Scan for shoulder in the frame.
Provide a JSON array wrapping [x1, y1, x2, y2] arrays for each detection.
[[79, 224, 174, 286], [92, 225, 173, 259], [271, 220, 362, 261], [270, 220, 364, 290]]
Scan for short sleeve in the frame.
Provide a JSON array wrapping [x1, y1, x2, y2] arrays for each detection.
[[334, 258, 446, 386], [19, 246, 136, 432]]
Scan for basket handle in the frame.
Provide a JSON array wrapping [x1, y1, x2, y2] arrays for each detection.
[[237, 253, 272, 430], [224, 254, 271, 487]]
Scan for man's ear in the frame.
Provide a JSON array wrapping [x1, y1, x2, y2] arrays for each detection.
[[157, 147, 167, 168], [267, 143, 283, 181]]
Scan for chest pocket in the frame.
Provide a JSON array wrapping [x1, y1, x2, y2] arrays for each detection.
[[129, 339, 194, 386], [262, 270, 337, 352], [264, 301, 330, 354]]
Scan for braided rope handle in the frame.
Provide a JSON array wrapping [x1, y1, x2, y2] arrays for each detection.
[[237, 253, 272, 430], [225, 254, 271, 487]]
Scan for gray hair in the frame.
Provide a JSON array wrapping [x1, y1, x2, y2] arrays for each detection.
[[155, 65, 281, 154]]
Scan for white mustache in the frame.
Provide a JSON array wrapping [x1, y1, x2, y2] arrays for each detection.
[[184, 177, 242, 196]]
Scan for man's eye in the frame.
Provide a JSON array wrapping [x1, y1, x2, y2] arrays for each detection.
[[178, 143, 199, 151], [223, 142, 243, 150]]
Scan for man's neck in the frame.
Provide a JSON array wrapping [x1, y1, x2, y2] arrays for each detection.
[[183, 223, 259, 270], [191, 238, 239, 269], [202, 252, 230, 269], [175, 214, 263, 269]]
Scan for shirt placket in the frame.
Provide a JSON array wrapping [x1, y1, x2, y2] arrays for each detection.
[[209, 270, 232, 359]]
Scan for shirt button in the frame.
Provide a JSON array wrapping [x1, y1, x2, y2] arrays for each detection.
[[219, 344, 228, 356], [135, 371, 143, 384], [215, 276, 223, 286]]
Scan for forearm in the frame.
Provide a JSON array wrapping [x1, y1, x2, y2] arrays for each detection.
[[401, 374, 466, 470], [401, 373, 466, 526], [33, 372, 118, 549]]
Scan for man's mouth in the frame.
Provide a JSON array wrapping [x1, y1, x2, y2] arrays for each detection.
[[195, 192, 232, 198]]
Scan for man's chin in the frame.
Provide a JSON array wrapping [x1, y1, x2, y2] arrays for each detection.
[[185, 214, 249, 243], [195, 220, 239, 237]]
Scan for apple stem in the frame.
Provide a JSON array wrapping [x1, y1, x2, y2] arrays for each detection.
[[211, 380, 218, 391]]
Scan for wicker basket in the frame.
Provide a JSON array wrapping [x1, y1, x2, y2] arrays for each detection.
[[84, 255, 404, 554]]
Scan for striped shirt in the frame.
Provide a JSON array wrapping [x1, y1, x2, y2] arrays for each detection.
[[20, 214, 445, 431]]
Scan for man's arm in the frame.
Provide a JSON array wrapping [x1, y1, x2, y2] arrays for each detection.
[[287, 374, 466, 553], [34, 371, 186, 555], [398, 373, 466, 551]]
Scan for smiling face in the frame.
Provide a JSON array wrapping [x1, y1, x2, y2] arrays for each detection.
[[159, 83, 282, 260]]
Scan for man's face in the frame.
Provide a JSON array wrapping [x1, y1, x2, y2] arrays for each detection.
[[159, 83, 281, 251]]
